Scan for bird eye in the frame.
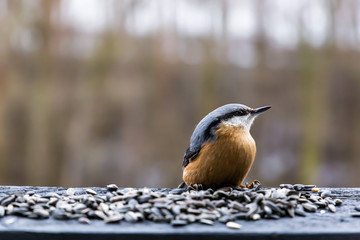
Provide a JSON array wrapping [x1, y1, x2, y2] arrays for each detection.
[[236, 110, 245, 116]]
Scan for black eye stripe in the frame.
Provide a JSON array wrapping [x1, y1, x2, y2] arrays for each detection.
[[236, 110, 245, 115], [202, 108, 249, 141], [222, 110, 246, 120]]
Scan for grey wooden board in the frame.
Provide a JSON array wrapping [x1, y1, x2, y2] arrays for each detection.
[[0, 186, 360, 240]]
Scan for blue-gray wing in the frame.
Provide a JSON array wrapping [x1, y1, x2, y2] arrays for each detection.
[[182, 147, 199, 168], [182, 115, 221, 169]]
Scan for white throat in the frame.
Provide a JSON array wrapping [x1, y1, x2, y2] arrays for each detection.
[[222, 115, 255, 131]]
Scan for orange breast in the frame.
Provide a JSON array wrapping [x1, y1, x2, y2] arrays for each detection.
[[183, 124, 256, 188]]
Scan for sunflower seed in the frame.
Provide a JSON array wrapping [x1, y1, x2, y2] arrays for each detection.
[[280, 184, 294, 189], [105, 214, 123, 223], [328, 204, 336, 213], [43, 192, 61, 199], [199, 219, 214, 225], [171, 219, 187, 226], [125, 211, 138, 222], [293, 184, 304, 191], [52, 209, 69, 220], [170, 188, 186, 195], [320, 190, 331, 198], [314, 201, 327, 208], [78, 217, 91, 224], [295, 205, 307, 217], [226, 221, 242, 229], [106, 184, 119, 191], [73, 203, 87, 213], [286, 207, 295, 218], [334, 199, 342, 206], [251, 213, 261, 221], [94, 210, 107, 220], [0, 183, 342, 228], [34, 208, 50, 218], [304, 185, 316, 190], [86, 189, 97, 195], [1, 195, 15, 206], [66, 188, 75, 196], [302, 203, 317, 212]]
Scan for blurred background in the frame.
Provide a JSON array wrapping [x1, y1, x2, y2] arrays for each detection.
[[0, 0, 359, 188]]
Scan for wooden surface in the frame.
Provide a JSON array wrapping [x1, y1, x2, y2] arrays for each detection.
[[0, 186, 360, 240]]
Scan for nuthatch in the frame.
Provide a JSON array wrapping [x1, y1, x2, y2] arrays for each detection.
[[180, 104, 271, 188]]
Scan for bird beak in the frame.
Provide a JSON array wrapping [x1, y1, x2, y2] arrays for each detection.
[[252, 106, 271, 116]]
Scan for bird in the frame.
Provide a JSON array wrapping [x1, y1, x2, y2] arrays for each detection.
[[180, 103, 271, 189]]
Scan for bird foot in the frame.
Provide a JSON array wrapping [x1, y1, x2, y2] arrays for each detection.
[[239, 180, 261, 189], [187, 183, 209, 191], [177, 182, 208, 191], [178, 182, 187, 189]]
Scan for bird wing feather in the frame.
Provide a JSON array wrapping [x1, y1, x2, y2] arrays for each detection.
[[182, 147, 200, 168], [182, 116, 221, 169]]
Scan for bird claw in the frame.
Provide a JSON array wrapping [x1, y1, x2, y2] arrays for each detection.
[[178, 182, 187, 189], [187, 183, 207, 191], [240, 180, 261, 189]]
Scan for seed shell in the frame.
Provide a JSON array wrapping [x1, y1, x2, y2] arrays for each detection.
[[226, 221, 242, 229]]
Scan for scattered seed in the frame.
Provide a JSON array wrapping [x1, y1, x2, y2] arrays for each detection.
[[33, 208, 50, 218], [170, 188, 186, 195], [94, 210, 107, 220], [280, 184, 293, 190], [199, 219, 214, 225], [328, 204, 336, 213], [304, 185, 316, 190], [106, 184, 119, 191], [105, 214, 123, 223], [302, 203, 317, 212], [66, 188, 75, 196], [0, 183, 344, 228], [293, 184, 304, 191], [251, 213, 261, 221], [44, 192, 61, 199], [52, 209, 69, 220], [78, 217, 91, 224], [295, 206, 307, 217], [334, 199, 342, 206], [315, 201, 327, 208], [286, 207, 295, 218], [320, 190, 331, 198], [36, 198, 49, 204], [4, 216, 17, 225], [1, 195, 15, 206], [171, 219, 187, 226], [86, 189, 97, 195], [125, 211, 138, 223], [226, 221, 242, 229]]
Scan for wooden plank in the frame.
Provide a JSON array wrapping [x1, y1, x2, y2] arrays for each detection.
[[0, 186, 359, 240]]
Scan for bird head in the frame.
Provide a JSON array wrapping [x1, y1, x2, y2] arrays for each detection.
[[218, 104, 271, 130], [188, 103, 271, 157]]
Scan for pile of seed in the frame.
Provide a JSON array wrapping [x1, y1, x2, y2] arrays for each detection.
[[0, 184, 344, 229]]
